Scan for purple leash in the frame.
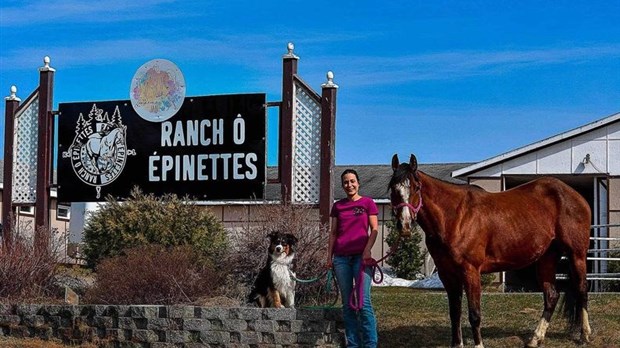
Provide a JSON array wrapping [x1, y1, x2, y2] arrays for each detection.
[[349, 258, 384, 311], [348, 236, 403, 311]]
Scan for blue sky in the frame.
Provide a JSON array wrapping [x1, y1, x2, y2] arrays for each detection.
[[1, 1, 619, 166]]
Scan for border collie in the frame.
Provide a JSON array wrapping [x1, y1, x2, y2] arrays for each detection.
[[249, 231, 298, 308]]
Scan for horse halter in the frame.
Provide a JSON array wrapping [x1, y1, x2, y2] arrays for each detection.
[[393, 182, 423, 221]]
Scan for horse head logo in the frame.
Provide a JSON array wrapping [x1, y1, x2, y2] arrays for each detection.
[[85, 127, 126, 173]]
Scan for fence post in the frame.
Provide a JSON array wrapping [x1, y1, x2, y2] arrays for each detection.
[[35, 57, 55, 250], [319, 72, 338, 230], [280, 43, 298, 204], [2, 86, 21, 249]]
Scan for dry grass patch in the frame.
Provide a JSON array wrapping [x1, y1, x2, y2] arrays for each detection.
[[0, 336, 96, 347]]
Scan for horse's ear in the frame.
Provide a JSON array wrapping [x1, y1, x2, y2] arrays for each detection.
[[391, 154, 400, 171], [409, 154, 418, 173]]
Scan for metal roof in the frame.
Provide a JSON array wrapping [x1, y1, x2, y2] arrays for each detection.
[[452, 112, 620, 179]]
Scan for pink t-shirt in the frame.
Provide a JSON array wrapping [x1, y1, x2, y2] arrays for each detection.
[[330, 196, 378, 256]]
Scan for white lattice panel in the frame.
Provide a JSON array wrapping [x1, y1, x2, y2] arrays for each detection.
[[12, 94, 39, 204], [292, 82, 321, 203]]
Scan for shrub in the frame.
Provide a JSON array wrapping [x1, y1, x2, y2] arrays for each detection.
[[84, 245, 221, 305], [225, 204, 333, 306], [82, 187, 228, 269], [385, 220, 425, 280], [0, 228, 60, 302]]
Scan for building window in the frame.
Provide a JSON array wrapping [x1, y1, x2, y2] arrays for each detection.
[[57, 205, 71, 220], [19, 206, 34, 216]]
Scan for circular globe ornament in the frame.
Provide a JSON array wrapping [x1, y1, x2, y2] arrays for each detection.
[[130, 59, 186, 122]]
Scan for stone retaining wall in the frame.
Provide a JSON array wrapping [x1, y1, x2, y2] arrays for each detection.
[[0, 304, 344, 347]]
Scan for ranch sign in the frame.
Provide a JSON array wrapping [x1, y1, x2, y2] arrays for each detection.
[[57, 93, 266, 202]]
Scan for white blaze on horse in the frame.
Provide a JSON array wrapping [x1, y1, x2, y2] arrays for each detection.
[[389, 154, 592, 348]]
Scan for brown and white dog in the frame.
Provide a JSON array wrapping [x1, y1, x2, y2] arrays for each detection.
[[249, 231, 298, 308]]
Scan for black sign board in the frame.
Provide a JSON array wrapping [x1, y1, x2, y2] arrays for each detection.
[[57, 94, 266, 202]]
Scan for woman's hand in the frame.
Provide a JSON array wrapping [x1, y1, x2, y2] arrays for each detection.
[[362, 248, 372, 262]]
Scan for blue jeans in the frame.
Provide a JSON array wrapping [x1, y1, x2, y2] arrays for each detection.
[[333, 254, 378, 348]]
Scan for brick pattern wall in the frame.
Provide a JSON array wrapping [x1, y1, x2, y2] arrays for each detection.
[[0, 304, 344, 347]]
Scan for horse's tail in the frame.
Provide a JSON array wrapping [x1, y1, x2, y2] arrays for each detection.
[[560, 288, 578, 329], [559, 259, 580, 332]]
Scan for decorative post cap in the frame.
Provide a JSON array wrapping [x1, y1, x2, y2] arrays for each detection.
[[5, 85, 21, 102], [39, 56, 56, 72], [321, 71, 339, 88], [283, 42, 299, 59]]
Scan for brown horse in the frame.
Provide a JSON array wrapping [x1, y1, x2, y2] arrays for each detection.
[[389, 154, 592, 348]]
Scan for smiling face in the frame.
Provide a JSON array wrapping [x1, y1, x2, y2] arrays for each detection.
[[341, 173, 360, 198]]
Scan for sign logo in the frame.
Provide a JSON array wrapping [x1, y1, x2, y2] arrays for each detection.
[[130, 59, 186, 122], [62, 104, 136, 198]]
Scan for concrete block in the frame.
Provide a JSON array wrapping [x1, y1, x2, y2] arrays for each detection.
[[276, 320, 291, 332], [168, 330, 190, 343], [222, 319, 248, 331], [105, 305, 131, 317], [131, 329, 159, 343], [131, 306, 160, 319], [247, 319, 276, 332], [0, 315, 20, 326], [93, 316, 114, 329], [165, 305, 195, 318], [196, 307, 229, 320], [289, 320, 304, 333], [15, 304, 39, 316], [182, 318, 210, 331], [21, 315, 45, 327], [146, 318, 179, 331], [273, 332, 296, 345], [239, 331, 261, 344], [229, 307, 261, 320], [57, 305, 80, 318], [200, 330, 230, 344], [263, 308, 295, 320], [296, 332, 324, 345], [117, 317, 136, 330]]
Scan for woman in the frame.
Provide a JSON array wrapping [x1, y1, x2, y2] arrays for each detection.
[[327, 169, 379, 348]]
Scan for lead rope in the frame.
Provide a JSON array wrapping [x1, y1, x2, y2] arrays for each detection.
[[348, 235, 402, 311]]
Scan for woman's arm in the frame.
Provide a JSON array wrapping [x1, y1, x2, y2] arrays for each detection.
[[362, 214, 379, 261]]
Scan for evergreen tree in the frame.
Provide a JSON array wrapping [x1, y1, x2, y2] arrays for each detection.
[[385, 219, 425, 280]]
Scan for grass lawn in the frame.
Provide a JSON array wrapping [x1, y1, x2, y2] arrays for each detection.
[[372, 287, 620, 348]]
